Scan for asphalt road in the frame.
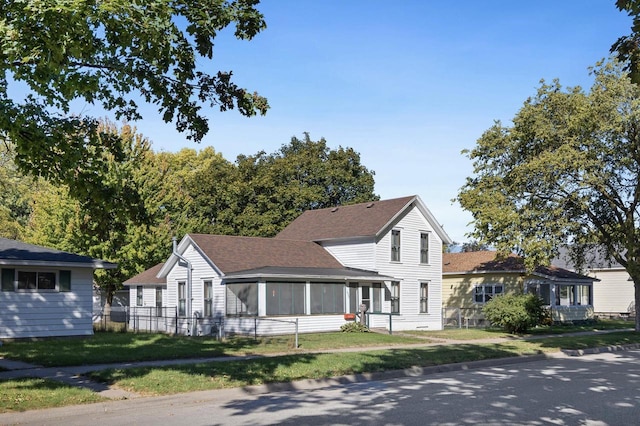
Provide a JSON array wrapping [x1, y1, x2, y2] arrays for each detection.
[[2, 350, 640, 425]]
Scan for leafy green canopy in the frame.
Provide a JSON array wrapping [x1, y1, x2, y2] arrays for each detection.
[[612, 0, 640, 83], [459, 61, 640, 270], [0, 0, 268, 196], [458, 60, 640, 330]]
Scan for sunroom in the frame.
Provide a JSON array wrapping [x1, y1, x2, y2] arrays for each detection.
[[222, 266, 392, 335]]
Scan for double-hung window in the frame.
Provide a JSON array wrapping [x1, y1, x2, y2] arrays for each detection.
[[420, 233, 430, 264], [204, 281, 213, 317], [390, 281, 400, 313], [178, 281, 186, 316], [391, 230, 401, 262], [474, 284, 503, 303], [136, 286, 143, 306], [420, 282, 429, 313], [155, 286, 163, 317]]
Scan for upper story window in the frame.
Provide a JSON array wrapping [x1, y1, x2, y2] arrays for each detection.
[[420, 233, 430, 264], [391, 230, 401, 262]]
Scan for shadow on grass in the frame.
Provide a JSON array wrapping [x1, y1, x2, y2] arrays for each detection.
[[87, 343, 532, 396]]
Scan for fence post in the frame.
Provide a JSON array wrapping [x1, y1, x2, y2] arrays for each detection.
[[295, 318, 299, 348], [457, 308, 462, 329], [389, 313, 393, 335], [254, 317, 258, 341]]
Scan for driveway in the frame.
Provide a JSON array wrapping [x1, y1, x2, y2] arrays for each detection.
[[2, 349, 639, 425]]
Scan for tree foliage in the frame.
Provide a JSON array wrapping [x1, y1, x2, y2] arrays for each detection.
[[458, 60, 640, 330], [0, 0, 268, 196], [227, 133, 378, 236], [612, 0, 640, 83], [3, 127, 377, 303]]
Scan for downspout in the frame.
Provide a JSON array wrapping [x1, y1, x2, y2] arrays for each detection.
[[173, 237, 193, 335]]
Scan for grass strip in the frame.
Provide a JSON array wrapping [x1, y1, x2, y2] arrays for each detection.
[[0, 332, 427, 367], [0, 378, 105, 413]]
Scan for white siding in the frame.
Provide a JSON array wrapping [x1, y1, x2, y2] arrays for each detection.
[[373, 207, 444, 330], [322, 239, 376, 270], [0, 267, 94, 339], [592, 269, 635, 314]]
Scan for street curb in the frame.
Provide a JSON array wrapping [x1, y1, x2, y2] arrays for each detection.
[[561, 342, 640, 357], [239, 353, 552, 396]]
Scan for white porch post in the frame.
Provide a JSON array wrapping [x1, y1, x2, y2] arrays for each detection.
[[258, 280, 266, 316]]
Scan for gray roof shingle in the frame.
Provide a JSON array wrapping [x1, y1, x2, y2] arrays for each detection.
[[0, 237, 116, 268]]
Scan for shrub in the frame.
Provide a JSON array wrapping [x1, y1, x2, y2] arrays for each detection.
[[482, 293, 547, 334], [340, 322, 369, 333]]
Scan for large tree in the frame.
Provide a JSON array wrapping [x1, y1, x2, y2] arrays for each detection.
[[457, 61, 640, 331], [228, 134, 378, 236], [612, 0, 640, 83], [0, 0, 268, 196]]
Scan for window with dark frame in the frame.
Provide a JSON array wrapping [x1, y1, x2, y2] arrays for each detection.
[[420, 282, 429, 313], [178, 281, 186, 316], [155, 286, 163, 317], [391, 230, 401, 262], [420, 233, 430, 264], [474, 284, 503, 303], [204, 280, 213, 317], [390, 281, 400, 313], [136, 286, 143, 306]]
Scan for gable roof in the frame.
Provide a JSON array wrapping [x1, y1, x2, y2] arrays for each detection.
[[442, 251, 595, 282], [275, 195, 452, 243], [123, 263, 165, 286], [158, 234, 389, 281], [0, 237, 117, 269], [189, 234, 345, 273]]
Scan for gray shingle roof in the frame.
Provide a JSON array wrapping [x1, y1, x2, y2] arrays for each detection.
[[0, 238, 116, 268]]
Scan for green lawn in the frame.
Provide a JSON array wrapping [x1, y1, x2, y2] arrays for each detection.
[[0, 378, 105, 413], [0, 331, 427, 367]]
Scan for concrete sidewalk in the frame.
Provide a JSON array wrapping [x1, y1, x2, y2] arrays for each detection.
[[0, 328, 636, 400]]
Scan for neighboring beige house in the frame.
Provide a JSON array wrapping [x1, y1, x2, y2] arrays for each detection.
[[552, 249, 635, 317], [442, 251, 596, 326], [124, 195, 452, 335]]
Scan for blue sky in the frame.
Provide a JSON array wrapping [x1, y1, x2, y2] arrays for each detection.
[[82, 1, 632, 243]]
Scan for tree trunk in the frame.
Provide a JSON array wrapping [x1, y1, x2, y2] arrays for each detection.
[[629, 272, 640, 332]]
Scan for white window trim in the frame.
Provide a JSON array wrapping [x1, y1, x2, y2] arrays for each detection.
[[473, 284, 504, 304]]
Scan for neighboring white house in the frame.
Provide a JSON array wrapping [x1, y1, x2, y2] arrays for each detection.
[[125, 195, 452, 335], [0, 238, 117, 339], [553, 248, 635, 317]]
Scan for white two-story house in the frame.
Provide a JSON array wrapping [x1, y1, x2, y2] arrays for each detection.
[[125, 195, 451, 335]]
